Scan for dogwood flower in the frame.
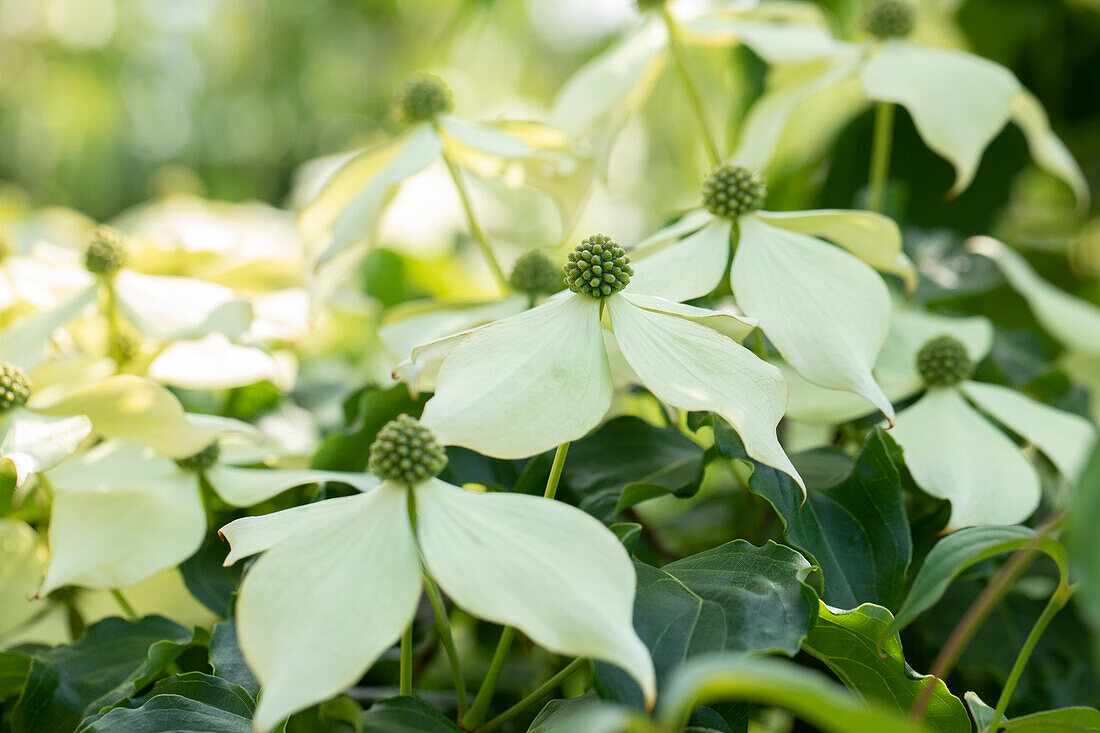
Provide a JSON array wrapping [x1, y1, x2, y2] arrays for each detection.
[[731, 0, 1088, 205], [400, 234, 803, 487], [0, 365, 229, 489], [547, 0, 828, 141], [220, 415, 655, 732], [629, 163, 903, 421], [300, 75, 571, 288], [777, 308, 1097, 529], [40, 422, 378, 596]]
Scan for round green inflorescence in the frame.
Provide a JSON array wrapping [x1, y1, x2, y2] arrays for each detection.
[[509, 251, 562, 296], [563, 235, 633, 299], [369, 414, 448, 486], [85, 225, 127, 276], [701, 163, 767, 219], [394, 75, 453, 125], [176, 442, 221, 471], [0, 362, 31, 413], [916, 335, 973, 387], [862, 0, 916, 39]]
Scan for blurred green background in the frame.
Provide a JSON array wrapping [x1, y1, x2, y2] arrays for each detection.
[[1, 0, 1100, 294]]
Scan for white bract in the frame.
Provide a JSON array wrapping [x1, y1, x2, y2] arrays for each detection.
[[547, 0, 826, 141], [630, 198, 904, 422], [220, 478, 656, 732], [299, 83, 571, 291], [731, 2, 1088, 204], [0, 372, 229, 489], [39, 423, 378, 595], [780, 308, 1097, 529], [399, 249, 804, 488]]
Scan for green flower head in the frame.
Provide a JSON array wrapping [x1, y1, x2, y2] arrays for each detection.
[[635, 0, 666, 9], [862, 0, 916, 39], [176, 442, 221, 471], [564, 234, 633, 299], [369, 414, 448, 486], [702, 163, 767, 219], [509, 251, 561, 296], [85, 225, 127, 276], [394, 74, 453, 125], [917, 335, 973, 387], [0, 362, 31, 413]]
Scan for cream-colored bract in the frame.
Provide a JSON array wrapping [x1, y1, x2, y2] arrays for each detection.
[[629, 208, 900, 422], [299, 115, 571, 294], [39, 437, 379, 595], [408, 288, 802, 488], [220, 478, 657, 731], [775, 308, 1096, 530], [731, 21, 1089, 206], [969, 236, 1100, 358], [891, 387, 1040, 530]]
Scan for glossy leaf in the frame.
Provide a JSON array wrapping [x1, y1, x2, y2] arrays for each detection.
[[360, 696, 463, 732], [595, 540, 818, 706], [803, 602, 969, 732], [561, 416, 705, 523], [887, 525, 1068, 637], [740, 427, 912, 609]]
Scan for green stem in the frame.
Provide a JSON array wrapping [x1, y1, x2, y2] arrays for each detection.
[[476, 658, 588, 733], [462, 626, 516, 728], [984, 584, 1075, 732], [422, 569, 468, 717], [101, 280, 125, 371], [436, 137, 510, 292], [111, 589, 138, 620], [867, 101, 895, 213], [399, 624, 414, 696], [661, 5, 721, 167], [910, 513, 1063, 721], [544, 443, 570, 500]]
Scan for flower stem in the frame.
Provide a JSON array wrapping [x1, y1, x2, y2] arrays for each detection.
[[476, 657, 588, 733], [422, 568, 468, 717], [867, 101, 895, 213], [909, 513, 1063, 721], [437, 139, 510, 292], [984, 583, 1075, 732], [399, 624, 414, 696], [462, 626, 516, 728], [544, 442, 570, 500], [661, 5, 721, 167], [111, 589, 138, 620]]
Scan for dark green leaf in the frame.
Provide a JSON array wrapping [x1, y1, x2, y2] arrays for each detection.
[[1067, 443, 1100, 668], [360, 696, 461, 732], [595, 540, 818, 707], [311, 383, 422, 471], [0, 652, 30, 699], [888, 525, 1068, 636], [803, 602, 969, 733], [77, 694, 252, 732], [9, 615, 206, 733], [528, 691, 637, 733], [209, 621, 260, 700], [180, 531, 243, 618], [561, 416, 705, 523], [966, 691, 1100, 732], [733, 427, 912, 609]]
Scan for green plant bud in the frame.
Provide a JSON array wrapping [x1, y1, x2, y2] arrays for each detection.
[[862, 0, 916, 39], [0, 362, 31, 413], [509, 251, 561, 296], [394, 74, 453, 125], [916, 335, 973, 387], [635, 0, 666, 9], [563, 234, 633, 299], [176, 442, 221, 472], [368, 414, 448, 486], [85, 225, 127, 276], [701, 163, 767, 219]]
